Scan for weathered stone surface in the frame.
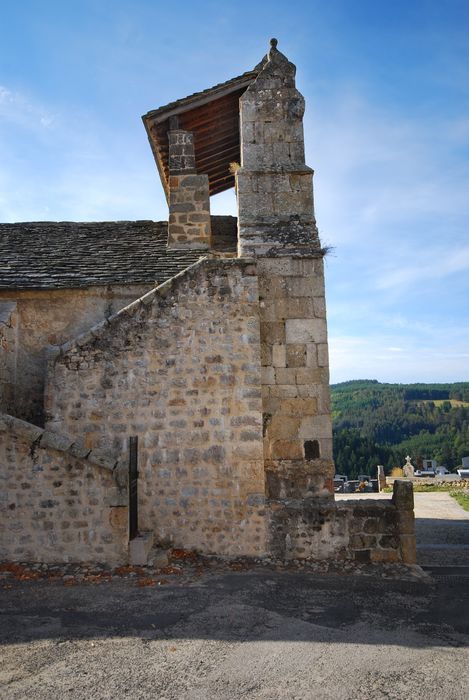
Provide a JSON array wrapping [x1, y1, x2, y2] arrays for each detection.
[[285, 319, 328, 344], [399, 534, 417, 564], [233, 42, 336, 501], [0, 428, 128, 564], [0, 218, 237, 424], [0, 413, 43, 444], [40, 430, 73, 453], [268, 496, 415, 564], [0, 301, 18, 416], [392, 479, 414, 510], [167, 129, 211, 249], [237, 41, 320, 258], [129, 531, 154, 566], [45, 258, 267, 557]]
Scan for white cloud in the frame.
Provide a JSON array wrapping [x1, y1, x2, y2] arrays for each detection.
[[305, 87, 469, 250], [0, 84, 56, 131], [0, 83, 169, 222], [329, 333, 469, 384], [376, 245, 469, 292]]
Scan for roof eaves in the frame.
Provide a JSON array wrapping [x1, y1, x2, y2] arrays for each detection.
[[141, 70, 258, 124]]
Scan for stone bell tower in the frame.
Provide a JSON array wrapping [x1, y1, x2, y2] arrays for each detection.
[[236, 39, 335, 498]]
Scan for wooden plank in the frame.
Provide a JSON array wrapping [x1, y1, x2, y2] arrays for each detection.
[[196, 145, 240, 170], [194, 129, 240, 152], [181, 95, 242, 131], [210, 178, 235, 195]]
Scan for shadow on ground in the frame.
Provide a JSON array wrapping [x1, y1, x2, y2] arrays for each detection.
[[1, 570, 468, 647]]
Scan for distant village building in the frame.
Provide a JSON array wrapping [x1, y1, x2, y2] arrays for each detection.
[[0, 40, 416, 567]]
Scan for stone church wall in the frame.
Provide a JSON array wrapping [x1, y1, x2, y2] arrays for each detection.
[[0, 302, 18, 417], [0, 285, 150, 427], [45, 259, 267, 557], [0, 413, 128, 564]]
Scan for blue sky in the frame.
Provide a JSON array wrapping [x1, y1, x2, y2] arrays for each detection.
[[1, 0, 468, 384]]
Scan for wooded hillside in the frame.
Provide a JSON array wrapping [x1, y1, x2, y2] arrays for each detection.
[[331, 380, 469, 477]]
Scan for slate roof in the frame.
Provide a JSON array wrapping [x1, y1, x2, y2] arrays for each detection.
[[0, 216, 237, 290]]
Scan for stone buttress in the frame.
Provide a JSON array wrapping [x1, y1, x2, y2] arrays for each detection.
[[236, 39, 335, 501]]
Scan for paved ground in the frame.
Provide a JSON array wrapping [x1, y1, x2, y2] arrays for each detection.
[[1, 561, 468, 700], [413, 492, 469, 565], [2, 492, 468, 699]]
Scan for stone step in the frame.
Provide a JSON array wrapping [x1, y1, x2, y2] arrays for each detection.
[[129, 531, 154, 566]]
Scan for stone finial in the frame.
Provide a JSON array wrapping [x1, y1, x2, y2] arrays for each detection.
[[263, 37, 296, 80], [253, 38, 294, 75]]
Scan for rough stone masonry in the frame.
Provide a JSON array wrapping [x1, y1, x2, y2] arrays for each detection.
[[0, 39, 416, 566]]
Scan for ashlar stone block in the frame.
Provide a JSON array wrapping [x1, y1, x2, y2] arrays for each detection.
[[271, 344, 286, 367], [285, 318, 327, 344]]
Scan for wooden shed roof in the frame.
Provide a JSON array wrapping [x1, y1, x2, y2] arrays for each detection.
[[142, 71, 258, 200]]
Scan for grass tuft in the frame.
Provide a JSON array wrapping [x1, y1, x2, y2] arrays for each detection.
[[450, 491, 469, 512]]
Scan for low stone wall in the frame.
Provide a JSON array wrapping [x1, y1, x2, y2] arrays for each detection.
[[265, 458, 335, 501], [268, 481, 416, 564], [0, 413, 128, 564], [1, 410, 416, 567]]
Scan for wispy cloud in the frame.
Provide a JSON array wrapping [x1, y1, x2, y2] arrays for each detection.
[[306, 87, 469, 249], [376, 245, 469, 292], [0, 83, 168, 222], [0, 85, 57, 131], [329, 332, 469, 384]]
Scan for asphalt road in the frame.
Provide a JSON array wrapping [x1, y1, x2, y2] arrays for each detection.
[[1, 566, 468, 700]]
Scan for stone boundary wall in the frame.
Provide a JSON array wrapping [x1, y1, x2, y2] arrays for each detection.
[[0, 412, 128, 564], [268, 481, 416, 564], [45, 258, 267, 557]]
